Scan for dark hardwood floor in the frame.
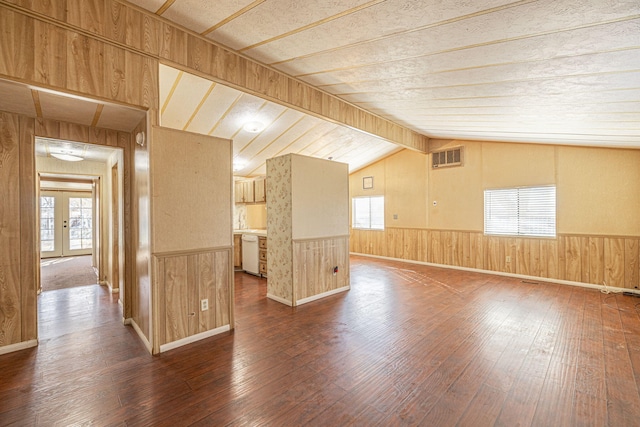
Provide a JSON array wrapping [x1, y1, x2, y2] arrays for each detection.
[[2, 255, 640, 426]]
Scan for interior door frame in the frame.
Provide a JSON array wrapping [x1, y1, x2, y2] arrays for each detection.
[[38, 174, 102, 280], [111, 163, 120, 293]]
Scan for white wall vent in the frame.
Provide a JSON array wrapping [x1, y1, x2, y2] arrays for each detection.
[[432, 146, 463, 169]]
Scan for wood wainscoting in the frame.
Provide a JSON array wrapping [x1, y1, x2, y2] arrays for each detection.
[[293, 235, 350, 304], [153, 247, 233, 353], [350, 228, 640, 290]]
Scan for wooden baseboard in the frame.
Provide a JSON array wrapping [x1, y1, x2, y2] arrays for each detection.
[[129, 318, 153, 354], [296, 286, 350, 306], [159, 325, 231, 353], [102, 280, 119, 294], [267, 293, 292, 306], [0, 339, 38, 355], [351, 252, 640, 296]]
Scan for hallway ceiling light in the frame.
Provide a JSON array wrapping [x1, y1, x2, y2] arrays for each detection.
[[51, 152, 84, 162], [242, 121, 265, 133]]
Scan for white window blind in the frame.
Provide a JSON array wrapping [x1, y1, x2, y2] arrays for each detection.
[[352, 196, 384, 230], [484, 186, 556, 237]]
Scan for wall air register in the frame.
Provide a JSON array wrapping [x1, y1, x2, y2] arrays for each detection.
[[432, 146, 463, 169]]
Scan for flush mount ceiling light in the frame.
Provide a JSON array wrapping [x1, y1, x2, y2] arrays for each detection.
[[233, 158, 247, 171], [51, 152, 84, 162], [242, 121, 265, 133]]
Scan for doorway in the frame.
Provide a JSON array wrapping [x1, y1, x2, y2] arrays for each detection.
[[36, 138, 125, 342], [40, 190, 94, 258]]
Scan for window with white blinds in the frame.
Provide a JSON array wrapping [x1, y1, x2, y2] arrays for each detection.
[[484, 186, 556, 237], [352, 196, 384, 230]]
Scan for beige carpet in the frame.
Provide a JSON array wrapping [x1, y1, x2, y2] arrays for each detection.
[[40, 256, 98, 292]]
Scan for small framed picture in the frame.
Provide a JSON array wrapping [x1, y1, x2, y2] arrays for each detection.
[[363, 176, 373, 189]]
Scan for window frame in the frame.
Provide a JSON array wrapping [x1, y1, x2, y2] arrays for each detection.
[[484, 185, 556, 238], [352, 195, 385, 230]]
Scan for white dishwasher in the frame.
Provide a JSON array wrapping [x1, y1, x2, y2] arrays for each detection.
[[241, 234, 260, 275]]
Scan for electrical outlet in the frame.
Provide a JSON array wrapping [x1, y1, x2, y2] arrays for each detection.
[[201, 299, 209, 311], [506, 255, 511, 263]]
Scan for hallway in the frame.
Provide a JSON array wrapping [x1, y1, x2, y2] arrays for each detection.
[[1, 256, 640, 425], [40, 256, 98, 292]]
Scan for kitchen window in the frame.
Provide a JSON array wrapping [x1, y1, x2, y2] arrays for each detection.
[[484, 186, 556, 237], [352, 196, 384, 230]]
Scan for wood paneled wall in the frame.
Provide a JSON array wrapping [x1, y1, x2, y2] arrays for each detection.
[[0, 110, 137, 351], [2, 0, 154, 341], [0, 111, 35, 348], [0, 2, 158, 115], [351, 228, 640, 290], [293, 236, 350, 302], [153, 248, 232, 352], [0, 0, 427, 151]]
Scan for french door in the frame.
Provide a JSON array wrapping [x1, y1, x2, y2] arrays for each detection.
[[40, 191, 93, 258]]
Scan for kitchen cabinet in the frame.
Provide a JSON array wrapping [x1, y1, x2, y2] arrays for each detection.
[[254, 176, 266, 203], [234, 180, 254, 203], [233, 234, 242, 269], [235, 176, 267, 204], [259, 236, 267, 277]]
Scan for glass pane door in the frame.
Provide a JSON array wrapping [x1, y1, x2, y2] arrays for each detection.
[[63, 193, 93, 256], [40, 192, 62, 258], [40, 191, 93, 258]]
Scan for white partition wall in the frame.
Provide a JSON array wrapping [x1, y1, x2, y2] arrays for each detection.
[[150, 126, 233, 353], [266, 154, 350, 306]]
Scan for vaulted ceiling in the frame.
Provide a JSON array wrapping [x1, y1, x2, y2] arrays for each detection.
[[158, 64, 401, 176], [130, 0, 640, 153]]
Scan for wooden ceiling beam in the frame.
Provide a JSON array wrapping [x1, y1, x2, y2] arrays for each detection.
[[0, 0, 428, 152]]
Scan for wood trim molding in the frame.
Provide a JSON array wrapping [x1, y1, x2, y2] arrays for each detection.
[[295, 285, 350, 306], [129, 318, 153, 354], [292, 234, 350, 243], [266, 293, 293, 306], [159, 324, 231, 353], [0, 339, 38, 356], [152, 246, 233, 258]]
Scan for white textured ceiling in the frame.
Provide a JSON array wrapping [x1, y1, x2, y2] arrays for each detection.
[[0, 79, 147, 132], [35, 137, 120, 163], [0, 78, 141, 164], [133, 0, 640, 148]]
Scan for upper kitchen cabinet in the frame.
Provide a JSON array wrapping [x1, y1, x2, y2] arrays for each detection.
[[254, 177, 266, 203], [235, 176, 267, 204], [234, 179, 254, 204]]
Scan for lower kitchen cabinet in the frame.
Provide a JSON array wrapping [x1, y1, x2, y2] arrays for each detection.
[[233, 234, 242, 269], [259, 236, 267, 277]]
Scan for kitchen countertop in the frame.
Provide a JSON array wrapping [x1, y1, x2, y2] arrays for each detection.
[[234, 229, 267, 237]]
